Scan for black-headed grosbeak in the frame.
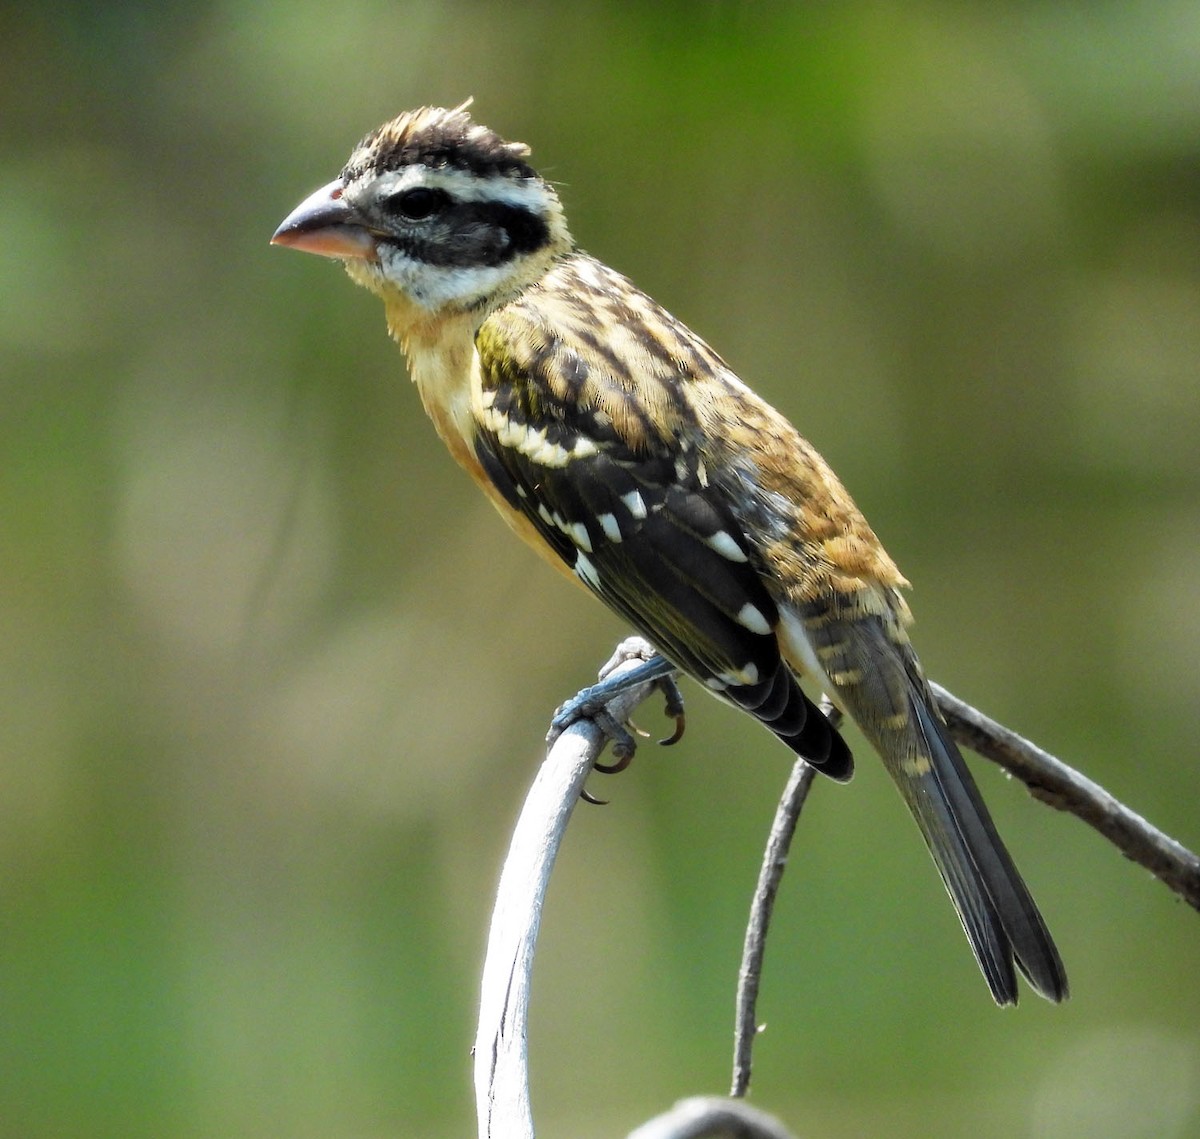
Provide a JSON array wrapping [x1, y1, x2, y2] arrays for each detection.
[[272, 103, 1067, 1006]]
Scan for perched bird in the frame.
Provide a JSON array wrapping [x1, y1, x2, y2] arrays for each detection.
[[272, 102, 1067, 1006]]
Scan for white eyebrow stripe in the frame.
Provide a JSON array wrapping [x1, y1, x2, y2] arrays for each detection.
[[366, 166, 549, 212]]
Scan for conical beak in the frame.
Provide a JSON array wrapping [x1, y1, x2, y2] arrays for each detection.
[[271, 178, 377, 260]]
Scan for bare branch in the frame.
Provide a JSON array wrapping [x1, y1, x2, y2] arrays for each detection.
[[731, 679, 1200, 1088], [627, 1096, 801, 1139], [731, 699, 843, 1098], [475, 640, 1198, 1138], [932, 682, 1200, 911], [731, 757, 816, 1097], [549, 648, 1200, 914], [473, 638, 673, 1139]]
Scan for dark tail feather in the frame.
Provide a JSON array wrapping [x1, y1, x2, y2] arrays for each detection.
[[903, 695, 1068, 1004]]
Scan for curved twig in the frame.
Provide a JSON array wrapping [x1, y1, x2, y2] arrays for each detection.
[[473, 638, 672, 1139], [729, 681, 1199, 1091]]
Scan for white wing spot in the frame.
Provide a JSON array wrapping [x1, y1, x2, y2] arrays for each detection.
[[776, 608, 838, 694], [598, 513, 623, 542], [736, 602, 772, 635], [621, 490, 647, 519], [705, 530, 748, 563], [483, 408, 599, 470], [529, 436, 569, 468], [574, 551, 601, 589], [719, 663, 761, 687], [568, 521, 593, 553]]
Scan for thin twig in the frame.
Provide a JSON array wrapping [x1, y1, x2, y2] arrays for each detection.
[[730, 680, 1200, 1087], [932, 682, 1200, 911], [732, 700, 842, 1098], [731, 757, 816, 1097]]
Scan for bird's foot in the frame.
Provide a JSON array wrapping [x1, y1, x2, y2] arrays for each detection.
[[548, 638, 685, 800]]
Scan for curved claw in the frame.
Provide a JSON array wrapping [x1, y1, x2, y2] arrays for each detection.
[[658, 710, 687, 747], [655, 675, 687, 746], [581, 787, 609, 806], [594, 747, 635, 775]]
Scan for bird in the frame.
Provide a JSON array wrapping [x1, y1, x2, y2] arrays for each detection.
[[272, 101, 1067, 1006]]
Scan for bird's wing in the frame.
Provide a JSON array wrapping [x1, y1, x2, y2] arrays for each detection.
[[471, 287, 851, 777]]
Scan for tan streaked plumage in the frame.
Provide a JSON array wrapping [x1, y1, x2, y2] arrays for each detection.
[[272, 103, 1067, 1006]]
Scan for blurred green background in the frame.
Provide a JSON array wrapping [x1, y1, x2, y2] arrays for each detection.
[[3, 2, 1199, 1136]]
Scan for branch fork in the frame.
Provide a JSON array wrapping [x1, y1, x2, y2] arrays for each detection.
[[473, 639, 1199, 1138]]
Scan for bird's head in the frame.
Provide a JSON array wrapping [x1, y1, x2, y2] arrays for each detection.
[[272, 102, 572, 324]]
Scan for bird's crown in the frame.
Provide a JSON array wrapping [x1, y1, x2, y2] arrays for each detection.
[[343, 101, 538, 185]]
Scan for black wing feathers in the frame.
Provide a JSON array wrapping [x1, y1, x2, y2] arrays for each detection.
[[473, 338, 851, 778]]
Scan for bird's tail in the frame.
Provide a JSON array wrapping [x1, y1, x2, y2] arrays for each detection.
[[883, 689, 1068, 1004], [782, 597, 1067, 1004]]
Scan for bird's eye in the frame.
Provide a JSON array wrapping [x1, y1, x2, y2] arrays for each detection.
[[385, 187, 449, 221]]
